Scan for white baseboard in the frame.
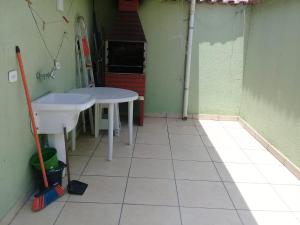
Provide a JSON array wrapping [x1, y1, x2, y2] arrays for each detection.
[[143, 113, 300, 179], [144, 113, 239, 121], [2, 113, 299, 223], [192, 114, 239, 121], [144, 112, 192, 119], [144, 112, 167, 118], [239, 118, 300, 179]]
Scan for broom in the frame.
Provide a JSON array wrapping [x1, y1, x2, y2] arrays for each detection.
[[16, 46, 64, 212]]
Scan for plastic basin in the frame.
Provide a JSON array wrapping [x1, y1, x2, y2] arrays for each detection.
[[30, 147, 58, 171]]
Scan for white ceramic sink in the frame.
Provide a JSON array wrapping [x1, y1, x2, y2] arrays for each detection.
[[32, 93, 95, 163], [32, 93, 95, 134], [32, 93, 94, 112]]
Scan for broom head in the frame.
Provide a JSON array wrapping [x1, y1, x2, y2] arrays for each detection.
[[32, 184, 64, 212]]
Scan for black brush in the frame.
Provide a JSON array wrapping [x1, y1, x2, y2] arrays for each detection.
[[63, 127, 88, 195]]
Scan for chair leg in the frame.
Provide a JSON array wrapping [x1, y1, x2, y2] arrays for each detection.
[[108, 103, 114, 161], [139, 96, 144, 126], [114, 103, 121, 136], [71, 128, 76, 151], [128, 101, 133, 145], [98, 104, 103, 134], [88, 107, 94, 135], [82, 111, 86, 133], [94, 104, 99, 138]]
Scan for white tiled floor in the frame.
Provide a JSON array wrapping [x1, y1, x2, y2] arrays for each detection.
[[9, 118, 300, 225]]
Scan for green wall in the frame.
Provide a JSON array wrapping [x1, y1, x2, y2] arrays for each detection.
[[189, 4, 246, 115], [0, 0, 92, 220], [139, 1, 246, 115], [241, 0, 300, 167], [2, 0, 299, 220], [139, 1, 187, 114]]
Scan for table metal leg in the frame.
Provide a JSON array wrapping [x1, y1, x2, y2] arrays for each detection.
[[108, 103, 114, 161], [128, 101, 133, 145]]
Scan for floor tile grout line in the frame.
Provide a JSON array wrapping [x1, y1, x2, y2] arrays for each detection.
[[10, 121, 300, 224], [55, 133, 103, 225], [67, 173, 292, 186], [53, 133, 104, 225], [7, 195, 33, 225], [88, 154, 293, 166], [200, 122, 300, 184], [68, 175, 300, 187], [221, 122, 297, 213], [221, 122, 300, 223], [67, 121, 297, 225], [224, 134, 300, 186], [224, 124, 300, 224], [52, 200, 67, 225], [117, 123, 139, 225], [193, 121, 246, 225], [201, 127, 300, 185], [55, 200, 300, 213], [104, 142, 170, 147], [71, 129, 299, 179], [8, 134, 103, 225], [67, 120, 300, 224], [166, 118, 184, 225], [78, 133, 104, 180], [94, 156, 174, 161]]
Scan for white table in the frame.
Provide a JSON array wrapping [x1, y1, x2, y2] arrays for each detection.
[[70, 87, 138, 160]]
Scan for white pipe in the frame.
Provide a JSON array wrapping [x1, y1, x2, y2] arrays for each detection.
[[182, 0, 196, 120]]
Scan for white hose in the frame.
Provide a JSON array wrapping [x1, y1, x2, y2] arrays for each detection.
[[182, 0, 196, 119]]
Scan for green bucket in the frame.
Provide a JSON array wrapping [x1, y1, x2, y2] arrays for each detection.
[[30, 147, 59, 171]]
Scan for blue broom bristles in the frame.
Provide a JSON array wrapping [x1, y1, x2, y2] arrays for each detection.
[[32, 185, 64, 212], [44, 188, 60, 205]]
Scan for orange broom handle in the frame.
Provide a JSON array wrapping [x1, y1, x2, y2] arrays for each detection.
[[16, 46, 49, 188]]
